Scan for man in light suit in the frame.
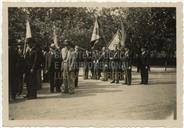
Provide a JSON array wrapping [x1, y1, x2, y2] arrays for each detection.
[[61, 40, 72, 93]]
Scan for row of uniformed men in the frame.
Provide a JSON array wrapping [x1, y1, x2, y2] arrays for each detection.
[[82, 45, 149, 85], [9, 38, 149, 100]]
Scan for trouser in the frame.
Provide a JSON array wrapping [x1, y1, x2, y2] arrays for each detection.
[[74, 70, 79, 87], [94, 66, 100, 80], [27, 71, 37, 99], [125, 68, 132, 85], [54, 71, 62, 91], [83, 64, 89, 79], [68, 71, 75, 94], [37, 69, 42, 90], [9, 76, 18, 100], [141, 67, 148, 84], [112, 68, 119, 83], [63, 63, 70, 93], [49, 71, 55, 92], [119, 69, 124, 80], [17, 73, 23, 95], [50, 71, 62, 92]]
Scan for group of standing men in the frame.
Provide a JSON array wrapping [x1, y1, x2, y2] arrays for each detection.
[[9, 39, 80, 101], [45, 40, 80, 94], [83, 44, 149, 86], [9, 38, 149, 101]]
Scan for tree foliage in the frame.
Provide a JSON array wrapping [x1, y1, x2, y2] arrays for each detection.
[[8, 7, 176, 57]]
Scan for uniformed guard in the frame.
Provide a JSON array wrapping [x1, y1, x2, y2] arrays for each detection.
[[24, 38, 39, 99], [83, 50, 92, 79], [140, 47, 149, 84], [123, 47, 132, 85], [93, 50, 101, 80], [98, 47, 109, 81], [73, 45, 80, 88], [110, 44, 121, 84]]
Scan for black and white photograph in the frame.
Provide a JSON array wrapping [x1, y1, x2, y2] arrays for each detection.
[[2, 2, 183, 127]]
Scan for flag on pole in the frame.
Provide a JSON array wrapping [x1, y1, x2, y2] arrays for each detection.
[[108, 30, 121, 50], [120, 22, 126, 48], [53, 25, 59, 48], [26, 20, 32, 39], [90, 18, 100, 48], [23, 20, 32, 56]]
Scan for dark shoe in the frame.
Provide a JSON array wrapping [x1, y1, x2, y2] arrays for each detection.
[[110, 81, 115, 83], [116, 81, 119, 84]]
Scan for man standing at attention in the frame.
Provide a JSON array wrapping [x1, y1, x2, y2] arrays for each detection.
[[140, 47, 149, 84], [61, 40, 71, 93]]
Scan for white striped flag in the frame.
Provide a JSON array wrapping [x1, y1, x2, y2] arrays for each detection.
[[108, 30, 121, 50], [120, 22, 126, 48], [90, 18, 100, 48], [53, 25, 59, 48]]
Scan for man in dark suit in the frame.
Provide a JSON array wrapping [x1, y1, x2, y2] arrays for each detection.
[[83, 50, 92, 80], [24, 38, 39, 99], [9, 43, 19, 101], [140, 47, 149, 84], [16, 42, 25, 95]]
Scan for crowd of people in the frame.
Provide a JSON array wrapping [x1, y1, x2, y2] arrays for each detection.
[[9, 38, 150, 101]]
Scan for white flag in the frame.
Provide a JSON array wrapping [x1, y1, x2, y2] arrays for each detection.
[[26, 20, 32, 39], [108, 30, 121, 50], [53, 25, 58, 48], [120, 22, 126, 47], [90, 18, 100, 47]]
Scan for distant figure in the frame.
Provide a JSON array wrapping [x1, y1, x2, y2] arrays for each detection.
[[93, 50, 101, 80], [140, 47, 149, 84], [83, 50, 93, 80], [123, 47, 132, 85]]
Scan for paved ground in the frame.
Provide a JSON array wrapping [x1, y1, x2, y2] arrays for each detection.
[[9, 67, 176, 120]]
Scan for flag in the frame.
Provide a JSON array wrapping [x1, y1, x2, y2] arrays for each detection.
[[26, 20, 32, 39], [120, 22, 126, 48], [90, 18, 100, 48], [53, 25, 59, 48], [23, 20, 32, 56], [108, 30, 121, 50]]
